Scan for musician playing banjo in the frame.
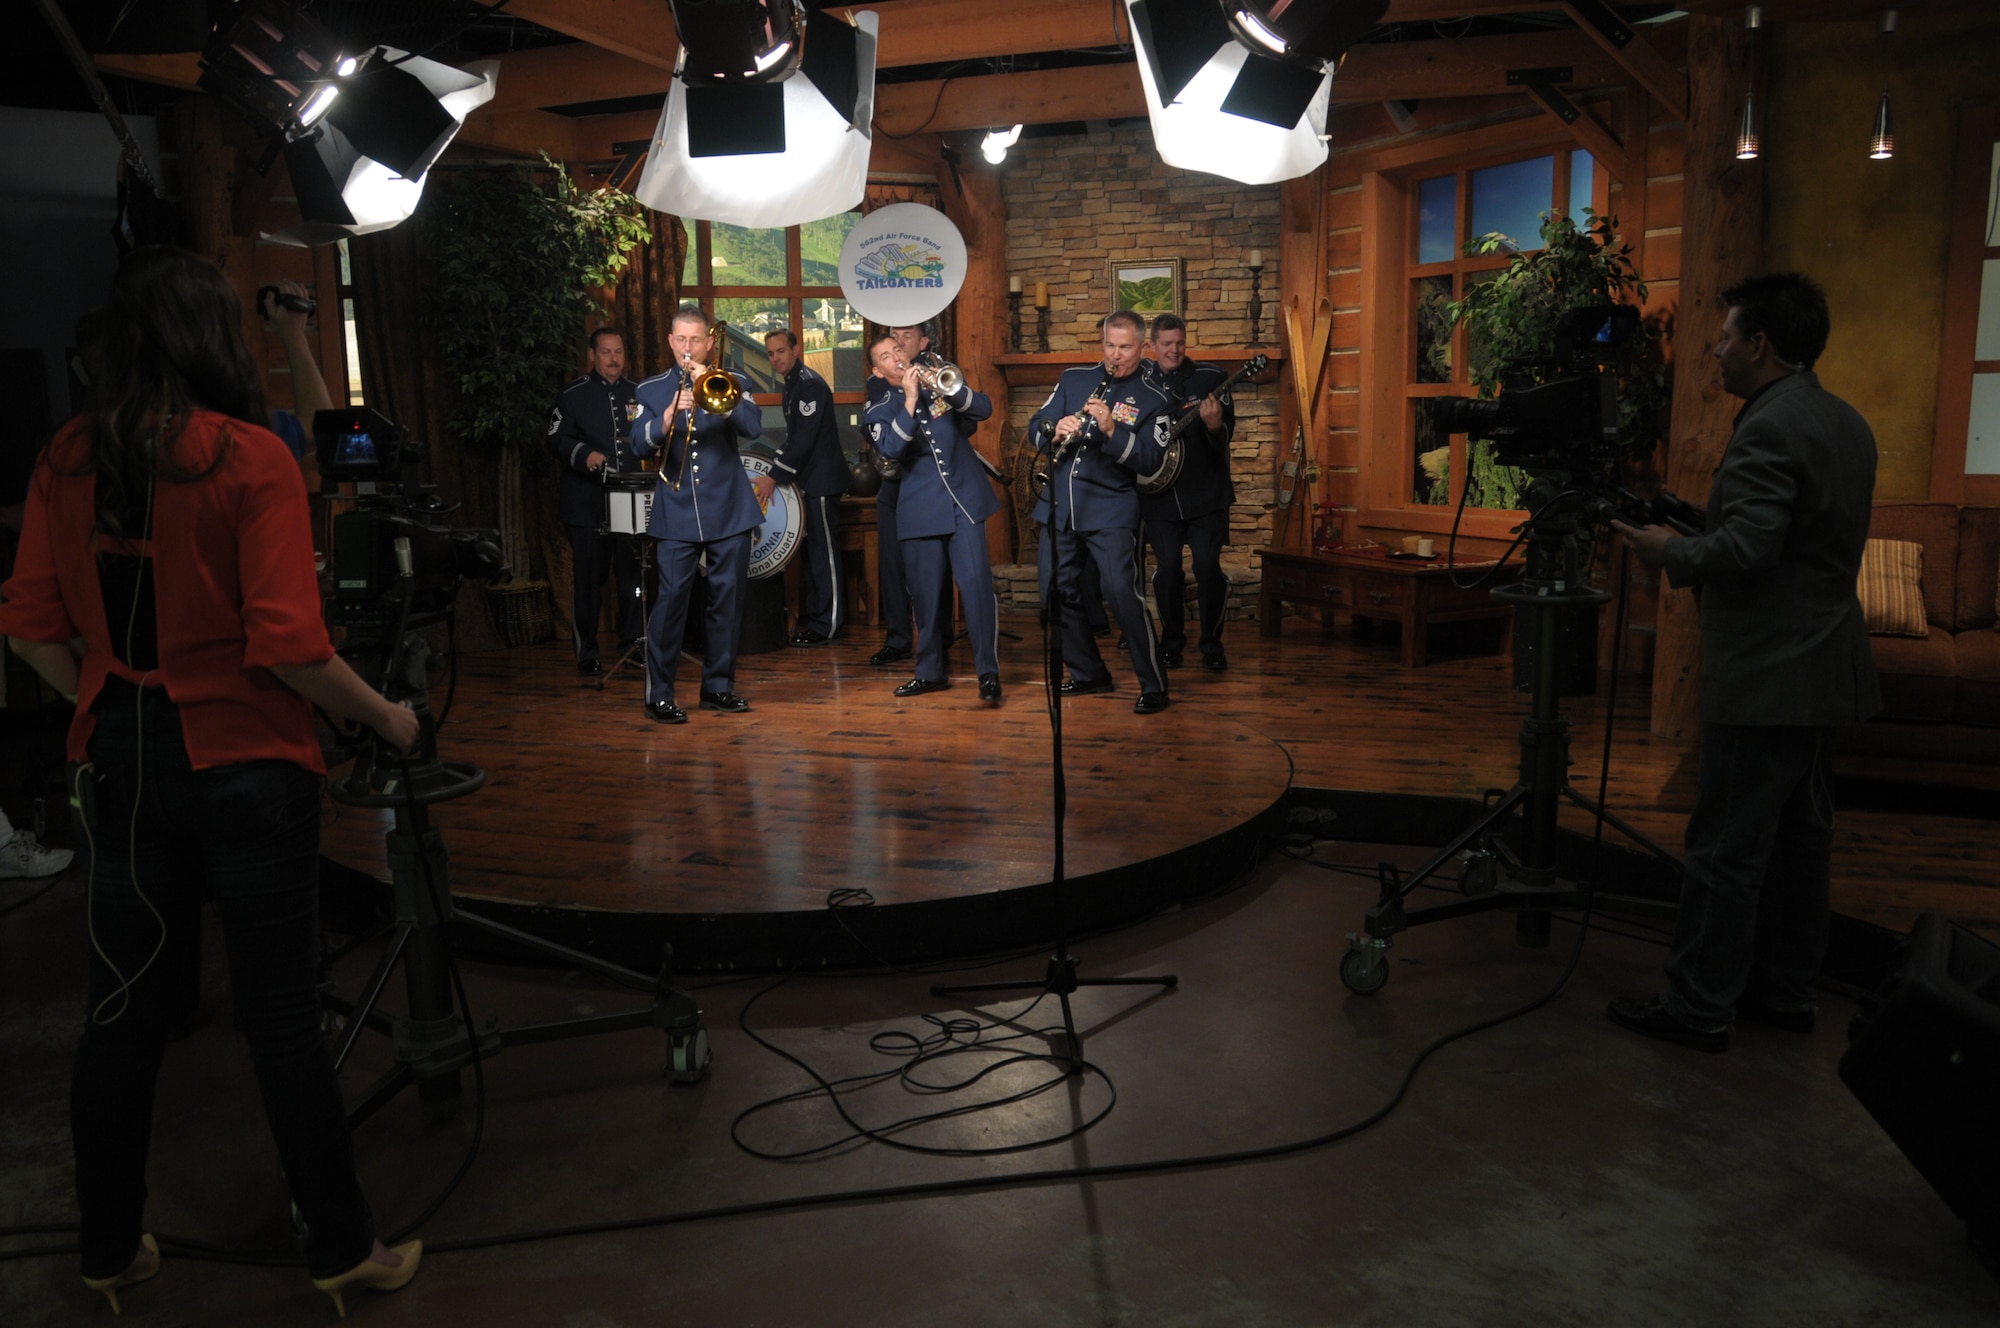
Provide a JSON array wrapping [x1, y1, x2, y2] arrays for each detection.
[[1029, 309, 1174, 714], [862, 335, 1004, 707], [1141, 313, 1237, 673]]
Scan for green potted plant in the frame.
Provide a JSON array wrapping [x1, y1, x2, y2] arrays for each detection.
[[421, 156, 648, 641]]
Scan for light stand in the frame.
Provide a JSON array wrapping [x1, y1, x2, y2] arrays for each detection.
[[932, 427, 1176, 1071], [324, 614, 709, 1127], [1337, 486, 1679, 993]]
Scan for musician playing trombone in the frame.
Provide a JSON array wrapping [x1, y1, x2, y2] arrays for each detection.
[[631, 305, 765, 724], [862, 334, 1003, 706], [1029, 309, 1174, 713], [1142, 313, 1236, 673]]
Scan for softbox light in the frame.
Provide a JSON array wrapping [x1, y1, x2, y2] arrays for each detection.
[[633, 8, 877, 229], [1125, 0, 1382, 185], [265, 52, 497, 247]]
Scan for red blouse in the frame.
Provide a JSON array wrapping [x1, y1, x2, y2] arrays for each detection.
[[0, 411, 334, 771]]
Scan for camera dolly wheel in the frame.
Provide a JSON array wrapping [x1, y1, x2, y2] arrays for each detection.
[[1340, 934, 1390, 995], [667, 1027, 711, 1084]]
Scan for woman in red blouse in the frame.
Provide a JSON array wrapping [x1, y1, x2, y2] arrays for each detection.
[[1, 247, 423, 1316]]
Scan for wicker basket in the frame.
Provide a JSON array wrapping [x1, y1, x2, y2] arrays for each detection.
[[485, 579, 554, 647]]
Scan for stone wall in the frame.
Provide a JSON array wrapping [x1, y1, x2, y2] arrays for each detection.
[[996, 123, 1287, 594]]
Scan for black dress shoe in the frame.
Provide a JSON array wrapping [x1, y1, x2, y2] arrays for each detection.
[[978, 673, 1001, 706], [870, 644, 912, 666], [790, 630, 832, 647], [1058, 675, 1114, 697], [1606, 995, 1728, 1053], [1134, 691, 1171, 714], [699, 690, 750, 713], [894, 677, 951, 698], [1160, 649, 1184, 669], [577, 658, 603, 675], [1202, 651, 1228, 672], [645, 700, 687, 725]]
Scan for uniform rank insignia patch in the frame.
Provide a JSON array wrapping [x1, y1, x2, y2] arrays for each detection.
[[547, 409, 562, 435], [1112, 400, 1142, 427], [800, 399, 817, 416]]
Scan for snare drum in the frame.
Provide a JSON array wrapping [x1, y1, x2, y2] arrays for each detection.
[[740, 454, 803, 579], [601, 471, 655, 535]]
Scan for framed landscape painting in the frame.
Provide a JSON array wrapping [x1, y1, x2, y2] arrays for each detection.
[[1110, 258, 1182, 317]]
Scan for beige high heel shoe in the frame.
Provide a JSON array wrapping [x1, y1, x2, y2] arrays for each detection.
[[311, 1239, 422, 1318], [81, 1233, 159, 1315]]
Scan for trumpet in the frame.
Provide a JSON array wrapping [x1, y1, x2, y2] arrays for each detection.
[[668, 327, 742, 490], [909, 351, 964, 398]]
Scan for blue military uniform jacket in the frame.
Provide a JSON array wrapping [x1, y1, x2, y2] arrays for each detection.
[[1140, 359, 1236, 522], [547, 372, 642, 527], [772, 362, 849, 499], [864, 374, 902, 506], [1029, 364, 1171, 533], [632, 365, 765, 542], [865, 382, 998, 538]]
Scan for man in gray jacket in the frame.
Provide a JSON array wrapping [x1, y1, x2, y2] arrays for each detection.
[[1608, 272, 1880, 1053]]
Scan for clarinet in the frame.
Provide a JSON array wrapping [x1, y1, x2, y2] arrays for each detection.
[[1037, 366, 1114, 482]]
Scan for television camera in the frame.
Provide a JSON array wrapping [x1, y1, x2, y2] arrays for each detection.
[[313, 407, 505, 798]]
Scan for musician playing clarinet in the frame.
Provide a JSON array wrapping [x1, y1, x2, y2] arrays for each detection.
[[862, 335, 1003, 706], [1029, 309, 1174, 713], [1142, 313, 1236, 672]]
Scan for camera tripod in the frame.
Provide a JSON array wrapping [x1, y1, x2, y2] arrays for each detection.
[[1337, 501, 1679, 994], [324, 637, 708, 1127]]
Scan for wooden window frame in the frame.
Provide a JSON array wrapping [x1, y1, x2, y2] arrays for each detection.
[[1357, 121, 1610, 541], [1929, 102, 2000, 504], [676, 219, 864, 409]]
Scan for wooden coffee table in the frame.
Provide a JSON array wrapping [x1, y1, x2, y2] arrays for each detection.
[[1259, 548, 1519, 667]]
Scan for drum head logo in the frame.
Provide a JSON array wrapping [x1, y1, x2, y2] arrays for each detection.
[[740, 454, 803, 579], [838, 203, 967, 326]]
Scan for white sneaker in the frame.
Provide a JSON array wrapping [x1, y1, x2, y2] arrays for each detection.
[[0, 830, 74, 879]]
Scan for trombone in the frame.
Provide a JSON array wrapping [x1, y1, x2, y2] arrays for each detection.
[[669, 323, 743, 490]]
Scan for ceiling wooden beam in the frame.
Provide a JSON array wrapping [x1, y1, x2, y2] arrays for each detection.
[[1519, 83, 1624, 169], [483, 41, 671, 114], [1329, 30, 1620, 102], [95, 51, 200, 91], [481, 0, 680, 70], [1558, 1, 1688, 121]]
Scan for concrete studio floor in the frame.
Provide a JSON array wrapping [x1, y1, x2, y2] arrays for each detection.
[[3, 842, 1997, 1327]]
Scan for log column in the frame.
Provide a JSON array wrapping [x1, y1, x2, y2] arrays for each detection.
[[938, 144, 1012, 564], [1651, 13, 1763, 739]]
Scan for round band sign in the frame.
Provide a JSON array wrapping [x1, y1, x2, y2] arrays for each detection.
[[837, 203, 967, 326]]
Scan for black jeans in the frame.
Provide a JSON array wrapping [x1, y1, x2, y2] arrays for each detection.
[[1145, 508, 1229, 658], [71, 684, 375, 1279], [1662, 722, 1836, 1029]]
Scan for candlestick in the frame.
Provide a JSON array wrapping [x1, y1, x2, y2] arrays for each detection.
[[1036, 304, 1050, 353], [1033, 281, 1049, 309], [1246, 248, 1263, 271], [1247, 261, 1265, 347], [1008, 274, 1022, 293], [1008, 289, 1023, 353]]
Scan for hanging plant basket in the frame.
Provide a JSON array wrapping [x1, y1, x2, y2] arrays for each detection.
[[484, 579, 554, 647]]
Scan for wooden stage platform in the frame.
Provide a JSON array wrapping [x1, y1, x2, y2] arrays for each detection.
[[320, 609, 2000, 969]]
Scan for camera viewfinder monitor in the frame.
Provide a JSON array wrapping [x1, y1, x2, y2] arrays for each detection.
[[315, 406, 401, 484]]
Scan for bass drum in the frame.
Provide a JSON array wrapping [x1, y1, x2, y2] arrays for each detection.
[[741, 453, 804, 579]]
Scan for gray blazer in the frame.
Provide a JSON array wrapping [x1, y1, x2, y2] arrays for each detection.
[[1661, 370, 1882, 727]]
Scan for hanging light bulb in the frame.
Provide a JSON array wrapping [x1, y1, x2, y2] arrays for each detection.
[[1735, 6, 1761, 160], [1735, 89, 1760, 160], [1870, 9, 1897, 161], [1869, 90, 1895, 159]]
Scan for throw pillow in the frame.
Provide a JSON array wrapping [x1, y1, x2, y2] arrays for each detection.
[[1857, 538, 1928, 637]]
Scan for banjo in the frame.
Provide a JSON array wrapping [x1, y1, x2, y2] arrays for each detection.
[[1136, 353, 1270, 495]]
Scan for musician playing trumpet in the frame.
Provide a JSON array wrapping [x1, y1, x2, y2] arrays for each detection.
[[862, 335, 1004, 706], [1029, 309, 1174, 713], [631, 305, 765, 724]]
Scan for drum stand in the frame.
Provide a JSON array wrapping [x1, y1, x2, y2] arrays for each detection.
[[932, 505, 1176, 1072]]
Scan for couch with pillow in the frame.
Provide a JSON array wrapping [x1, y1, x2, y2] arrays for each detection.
[[1836, 503, 2000, 787]]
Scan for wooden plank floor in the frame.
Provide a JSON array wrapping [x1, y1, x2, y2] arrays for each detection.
[[320, 610, 2000, 939]]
